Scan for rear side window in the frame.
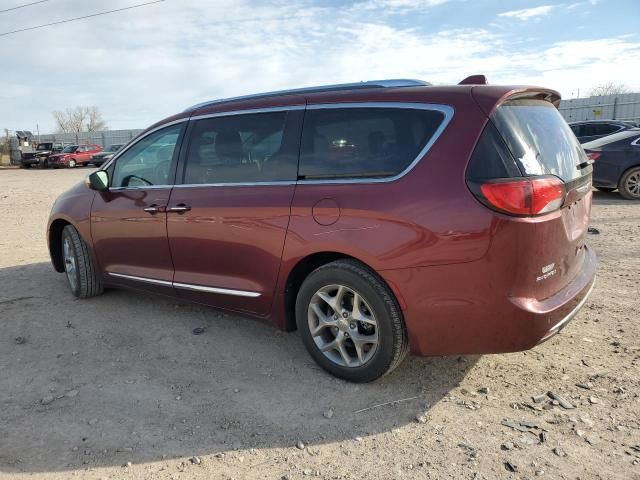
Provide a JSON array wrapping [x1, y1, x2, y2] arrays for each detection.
[[183, 111, 297, 184], [491, 99, 588, 182], [299, 107, 445, 179], [596, 123, 621, 135]]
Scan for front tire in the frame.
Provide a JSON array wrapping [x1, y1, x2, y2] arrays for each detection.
[[68, 158, 77, 168], [295, 260, 408, 382], [61, 225, 103, 298], [619, 167, 640, 200]]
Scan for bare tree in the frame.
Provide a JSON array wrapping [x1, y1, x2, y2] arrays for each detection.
[[52, 106, 108, 133], [85, 106, 108, 132], [588, 82, 630, 97]]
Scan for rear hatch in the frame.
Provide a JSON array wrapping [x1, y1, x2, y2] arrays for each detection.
[[466, 95, 593, 299]]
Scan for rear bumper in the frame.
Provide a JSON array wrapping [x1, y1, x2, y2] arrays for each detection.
[[536, 277, 595, 344], [380, 246, 597, 356]]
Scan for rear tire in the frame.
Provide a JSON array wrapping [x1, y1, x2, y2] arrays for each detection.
[[61, 225, 103, 298], [618, 167, 640, 200], [595, 187, 615, 192], [295, 259, 408, 383]]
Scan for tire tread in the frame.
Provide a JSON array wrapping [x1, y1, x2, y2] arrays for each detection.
[[62, 225, 103, 298]]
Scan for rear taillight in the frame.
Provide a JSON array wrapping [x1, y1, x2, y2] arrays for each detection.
[[476, 176, 566, 216], [586, 151, 600, 162]]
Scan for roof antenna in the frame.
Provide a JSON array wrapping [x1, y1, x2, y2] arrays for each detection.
[[458, 75, 488, 85]]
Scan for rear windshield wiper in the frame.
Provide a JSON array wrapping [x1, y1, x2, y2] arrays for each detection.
[[577, 159, 594, 170]]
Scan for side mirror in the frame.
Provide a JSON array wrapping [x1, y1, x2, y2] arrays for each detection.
[[86, 170, 109, 192]]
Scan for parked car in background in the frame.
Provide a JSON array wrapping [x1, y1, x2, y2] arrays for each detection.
[[48, 78, 596, 382], [90, 144, 124, 167], [48, 144, 102, 168], [583, 128, 640, 199], [569, 120, 638, 144], [20, 141, 71, 168]]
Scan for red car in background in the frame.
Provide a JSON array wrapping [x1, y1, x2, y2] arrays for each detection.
[[47, 77, 596, 382], [48, 144, 102, 168]]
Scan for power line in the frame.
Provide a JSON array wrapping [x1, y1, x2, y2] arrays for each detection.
[[0, 0, 49, 14], [0, 0, 165, 37]]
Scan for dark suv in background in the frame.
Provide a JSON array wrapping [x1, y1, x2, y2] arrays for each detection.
[[20, 141, 71, 168], [569, 120, 638, 144], [90, 144, 124, 167], [48, 77, 596, 382]]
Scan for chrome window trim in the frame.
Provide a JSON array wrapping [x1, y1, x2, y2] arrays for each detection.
[[101, 117, 189, 171], [107, 102, 454, 188], [108, 272, 262, 298], [108, 272, 173, 287], [173, 181, 296, 188], [298, 102, 454, 185], [109, 185, 173, 192], [190, 104, 304, 121]]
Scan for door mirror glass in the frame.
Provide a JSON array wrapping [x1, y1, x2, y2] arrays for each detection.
[[87, 170, 109, 191]]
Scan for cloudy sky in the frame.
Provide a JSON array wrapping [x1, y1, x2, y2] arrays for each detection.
[[2, 0, 639, 132]]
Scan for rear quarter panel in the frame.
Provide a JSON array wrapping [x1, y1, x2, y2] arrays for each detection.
[[273, 90, 495, 326]]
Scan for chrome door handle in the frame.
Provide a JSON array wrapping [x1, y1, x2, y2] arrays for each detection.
[[143, 204, 164, 214], [167, 204, 191, 214]]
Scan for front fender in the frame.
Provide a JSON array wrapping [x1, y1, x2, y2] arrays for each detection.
[[47, 181, 97, 272]]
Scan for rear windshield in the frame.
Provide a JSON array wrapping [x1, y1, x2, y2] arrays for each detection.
[[491, 99, 588, 182]]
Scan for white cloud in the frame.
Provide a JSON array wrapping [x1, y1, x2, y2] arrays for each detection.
[[354, 0, 453, 10], [1, 0, 638, 132], [498, 5, 557, 21]]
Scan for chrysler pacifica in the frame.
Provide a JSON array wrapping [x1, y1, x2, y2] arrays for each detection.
[[48, 77, 596, 382]]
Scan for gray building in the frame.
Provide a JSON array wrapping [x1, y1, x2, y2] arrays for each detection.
[[37, 129, 144, 149], [559, 92, 640, 124]]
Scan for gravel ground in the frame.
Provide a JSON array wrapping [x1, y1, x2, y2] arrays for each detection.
[[0, 168, 638, 480]]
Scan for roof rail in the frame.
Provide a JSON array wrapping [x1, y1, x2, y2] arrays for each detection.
[[186, 79, 431, 112]]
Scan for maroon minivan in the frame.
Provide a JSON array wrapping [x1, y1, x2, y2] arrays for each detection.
[[48, 77, 596, 382]]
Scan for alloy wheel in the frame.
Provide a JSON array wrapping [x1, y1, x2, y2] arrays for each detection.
[[63, 237, 78, 290], [625, 171, 640, 198], [307, 284, 379, 367]]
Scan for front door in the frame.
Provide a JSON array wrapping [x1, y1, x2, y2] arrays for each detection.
[[91, 123, 185, 293], [167, 109, 303, 315]]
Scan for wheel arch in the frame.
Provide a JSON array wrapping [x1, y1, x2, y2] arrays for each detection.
[[48, 218, 72, 272], [618, 164, 640, 197], [282, 251, 404, 332]]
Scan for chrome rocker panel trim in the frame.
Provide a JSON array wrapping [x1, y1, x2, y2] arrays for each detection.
[[107, 272, 261, 298]]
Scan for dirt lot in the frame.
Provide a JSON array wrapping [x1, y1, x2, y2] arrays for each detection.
[[0, 168, 638, 480]]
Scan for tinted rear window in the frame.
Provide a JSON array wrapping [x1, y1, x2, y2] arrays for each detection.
[[492, 99, 588, 182], [299, 107, 445, 179]]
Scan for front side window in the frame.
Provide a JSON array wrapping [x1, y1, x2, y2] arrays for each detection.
[[299, 107, 445, 179], [62, 145, 78, 153], [183, 111, 293, 184], [111, 124, 182, 188]]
